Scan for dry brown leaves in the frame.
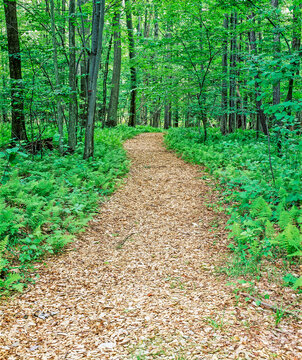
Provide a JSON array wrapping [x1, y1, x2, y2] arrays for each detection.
[[0, 133, 301, 360]]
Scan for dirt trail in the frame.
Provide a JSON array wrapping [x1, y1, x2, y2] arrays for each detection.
[[0, 133, 301, 359]]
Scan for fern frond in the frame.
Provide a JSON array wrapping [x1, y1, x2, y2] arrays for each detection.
[[278, 211, 293, 230], [275, 224, 302, 255], [265, 220, 275, 238], [5, 273, 22, 286], [250, 197, 272, 220], [293, 276, 302, 290], [0, 236, 8, 255]]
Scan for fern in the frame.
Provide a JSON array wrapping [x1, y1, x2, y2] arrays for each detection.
[[0, 236, 8, 273], [293, 276, 302, 290], [265, 220, 275, 238], [278, 211, 293, 230], [250, 197, 272, 220], [5, 273, 22, 286], [273, 224, 302, 255], [0, 236, 8, 254], [229, 223, 242, 239]]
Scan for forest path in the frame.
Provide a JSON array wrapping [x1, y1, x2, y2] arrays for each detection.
[[0, 133, 301, 360]]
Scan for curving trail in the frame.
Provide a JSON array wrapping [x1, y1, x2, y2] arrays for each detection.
[[0, 133, 301, 359]]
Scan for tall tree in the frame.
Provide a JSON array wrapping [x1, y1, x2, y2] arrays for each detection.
[[125, 0, 137, 127], [221, 14, 228, 135], [228, 12, 237, 133], [84, 0, 105, 159], [107, 6, 122, 128], [4, 0, 28, 141], [248, 13, 268, 136], [50, 0, 64, 153], [101, 33, 113, 125], [272, 0, 281, 107], [68, 0, 78, 152]]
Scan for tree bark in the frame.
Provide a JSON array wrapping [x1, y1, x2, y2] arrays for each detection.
[[229, 12, 236, 133], [84, 0, 105, 159], [50, 0, 64, 153], [248, 13, 268, 136], [125, 0, 137, 127], [164, 102, 172, 129], [101, 33, 113, 126], [285, 1, 301, 104], [152, 7, 160, 127], [272, 0, 281, 106], [174, 106, 179, 127], [4, 0, 28, 141], [107, 8, 122, 128], [221, 14, 228, 135], [78, 0, 90, 129], [68, 0, 78, 152]]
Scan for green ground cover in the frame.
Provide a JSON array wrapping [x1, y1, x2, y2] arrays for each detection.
[[165, 127, 302, 289], [0, 125, 159, 296]]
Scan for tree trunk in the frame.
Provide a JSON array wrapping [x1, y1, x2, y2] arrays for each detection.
[[248, 13, 268, 136], [50, 0, 64, 153], [107, 9, 122, 128], [164, 102, 171, 129], [84, 0, 105, 159], [272, 0, 281, 106], [221, 14, 228, 135], [101, 33, 113, 126], [125, 0, 137, 127], [4, 0, 28, 141], [152, 7, 160, 127], [140, 2, 150, 125], [285, 1, 301, 104], [68, 0, 78, 152], [78, 0, 90, 128], [229, 12, 237, 133], [174, 106, 179, 128]]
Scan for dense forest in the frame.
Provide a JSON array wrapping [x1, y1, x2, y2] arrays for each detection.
[[0, 0, 301, 294], [1, 0, 301, 146]]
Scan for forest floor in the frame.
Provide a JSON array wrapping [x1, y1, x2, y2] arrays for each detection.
[[0, 133, 301, 360]]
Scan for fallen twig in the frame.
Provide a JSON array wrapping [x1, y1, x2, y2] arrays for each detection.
[[240, 293, 302, 320], [116, 232, 136, 250]]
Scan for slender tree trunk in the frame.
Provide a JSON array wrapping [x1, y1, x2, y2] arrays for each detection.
[[101, 33, 113, 126], [185, 94, 192, 127], [78, 0, 90, 129], [164, 102, 171, 129], [236, 20, 244, 129], [249, 13, 268, 136], [140, 2, 150, 125], [152, 7, 160, 127], [68, 0, 78, 151], [4, 0, 28, 141], [125, 0, 137, 127], [221, 14, 228, 135], [272, 0, 281, 106], [50, 0, 64, 153], [107, 8, 122, 128], [285, 2, 301, 104], [84, 0, 105, 159], [60, 0, 66, 48], [229, 12, 236, 133], [174, 106, 179, 127]]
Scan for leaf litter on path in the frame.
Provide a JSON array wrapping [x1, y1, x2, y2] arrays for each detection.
[[0, 133, 301, 359]]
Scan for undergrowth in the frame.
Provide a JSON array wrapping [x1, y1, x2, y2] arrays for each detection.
[[0, 125, 160, 296], [165, 127, 302, 289]]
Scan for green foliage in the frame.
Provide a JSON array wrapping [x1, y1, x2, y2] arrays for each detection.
[[250, 197, 272, 220], [0, 125, 159, 296], [165, 127, 302, 287]]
